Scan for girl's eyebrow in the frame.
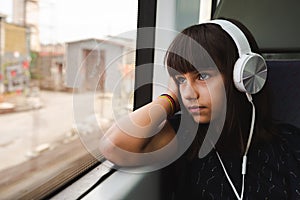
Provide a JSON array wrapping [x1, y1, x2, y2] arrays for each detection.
[[193, 69, 219, 74], [197, 68, 218, 72]]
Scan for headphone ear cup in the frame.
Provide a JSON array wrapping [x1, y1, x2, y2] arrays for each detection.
[[233, 53, 267, 94]]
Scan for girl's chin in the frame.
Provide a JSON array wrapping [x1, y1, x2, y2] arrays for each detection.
[[191, 114, 211, 124]]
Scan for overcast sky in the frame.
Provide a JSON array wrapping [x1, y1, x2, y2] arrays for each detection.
[[0, 0, 138, 44]]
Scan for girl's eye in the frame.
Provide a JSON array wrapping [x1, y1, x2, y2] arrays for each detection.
[[175, 76, 187, 84], [198, 73, 210, 80]]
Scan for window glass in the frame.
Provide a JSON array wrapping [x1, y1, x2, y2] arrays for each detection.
[[0, 0, 137, 198], [153, 0, 201, 98]]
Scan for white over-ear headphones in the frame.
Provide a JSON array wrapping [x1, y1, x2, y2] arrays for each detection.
[[209, 19, 267, 94], [204, 19, 267, 200]]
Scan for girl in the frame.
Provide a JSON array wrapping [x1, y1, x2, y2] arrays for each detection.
[[99, 18, 300, 199]]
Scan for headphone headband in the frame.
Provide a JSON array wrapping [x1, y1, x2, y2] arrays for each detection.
[[209, 19, 251, 57]]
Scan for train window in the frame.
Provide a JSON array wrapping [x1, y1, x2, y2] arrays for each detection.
[[153, 0, 206, 98], [53, 0, 209, 199], [56, 0, 214, 199], [0, 0, 138, 199], [53, 0, 216, 199]]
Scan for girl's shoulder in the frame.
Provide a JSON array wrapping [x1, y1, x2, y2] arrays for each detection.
[[260, 123, 300, 175], [277, 123, 300, 148], [278, 123, 300, 136], [275, 124, 300, 197], [257, 123, 300, 160], [276, 123, 300, 158]]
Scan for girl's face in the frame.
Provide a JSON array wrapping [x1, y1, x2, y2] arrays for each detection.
[[175, 69, 226, 124]]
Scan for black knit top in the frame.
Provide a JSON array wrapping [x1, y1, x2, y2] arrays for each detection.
[[164, 115, 300, 200]]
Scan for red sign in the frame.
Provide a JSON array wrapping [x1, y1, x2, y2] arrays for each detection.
[[23, 60, 29, 69]]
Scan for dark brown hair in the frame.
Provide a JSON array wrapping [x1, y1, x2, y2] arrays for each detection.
[[165, 18, 276, 157]]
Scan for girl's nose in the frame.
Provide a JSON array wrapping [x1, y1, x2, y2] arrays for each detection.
[[182, 82, 199, 100]]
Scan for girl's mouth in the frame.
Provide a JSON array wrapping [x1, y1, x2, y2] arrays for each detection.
[[188, 105, 206, 114]]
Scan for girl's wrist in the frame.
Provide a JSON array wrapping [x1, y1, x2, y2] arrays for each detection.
[[157, 93, 179, 117], [166, 92, 179, 112]]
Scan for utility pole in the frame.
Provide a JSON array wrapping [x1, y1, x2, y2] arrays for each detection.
[[0, 14, 6, 94]]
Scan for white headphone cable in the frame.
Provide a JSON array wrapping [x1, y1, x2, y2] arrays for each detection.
[[215, 93, 255, 200], [215, 151, 242, 200]]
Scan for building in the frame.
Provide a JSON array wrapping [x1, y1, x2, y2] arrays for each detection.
[[0, 14, 30, 94], [65, 37, 135, 97], [36, 44, 65, 91], [0, 0, 40, 94], [13, 0, 40, 52]]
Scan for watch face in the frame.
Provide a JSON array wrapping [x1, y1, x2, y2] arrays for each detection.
[[242, 55, 267, 94]]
